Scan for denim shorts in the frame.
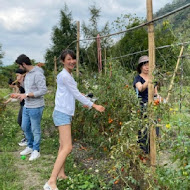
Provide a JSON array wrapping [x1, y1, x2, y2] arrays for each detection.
[[53, 110, 72, 126]]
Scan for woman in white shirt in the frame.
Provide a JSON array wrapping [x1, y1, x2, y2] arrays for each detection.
[[44, 49, 105, 190]]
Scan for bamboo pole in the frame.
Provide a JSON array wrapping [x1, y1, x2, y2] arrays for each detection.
[[97, 34, 102, 73], [54, 56, 57, 93], [147, 0, 156, 169], [109, 61, 112, 77], [76, 21, 80, 77], [166, 46, 184, 102], [104, 48, 107, 75]]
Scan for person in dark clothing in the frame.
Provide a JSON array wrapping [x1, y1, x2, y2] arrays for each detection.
[[133, 55, 160, 155], [16, 69, 27, 146]]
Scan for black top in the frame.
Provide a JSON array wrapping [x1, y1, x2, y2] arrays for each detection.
[[133, 75, 148, 103], [19, 86, 25, 106]]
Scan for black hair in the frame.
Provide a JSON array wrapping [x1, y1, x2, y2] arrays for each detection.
[[137, 61, 149, 74], [60, 49, 76, 61], [15, 54, 31, 65], [15, 68, 26, 74], [8, 78, 15, 85]]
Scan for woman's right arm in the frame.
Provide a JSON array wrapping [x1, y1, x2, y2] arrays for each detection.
[[135, 80, 148, 92], [63, 76, 93, 108], [63, 75, 105, 112]]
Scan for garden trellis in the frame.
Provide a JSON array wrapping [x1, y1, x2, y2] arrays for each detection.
[[52, 1, 190, 171]]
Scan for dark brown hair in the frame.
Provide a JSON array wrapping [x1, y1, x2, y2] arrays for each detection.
[[15, 54, 31, 65], [137, 61, 149, 74], [60, 49, 76, 61]]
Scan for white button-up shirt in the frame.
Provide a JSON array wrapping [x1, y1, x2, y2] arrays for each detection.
[[54, 68, 93, 116]]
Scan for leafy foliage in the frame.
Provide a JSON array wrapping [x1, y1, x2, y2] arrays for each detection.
[[154, 0, 190, 40], [110, 14, 178, 72], [0, 64, 18, 87], [71, 62, 150, 189], [45, 4, 77, 70], [72, 62, 138, 149], [0, 153, 23, 190]]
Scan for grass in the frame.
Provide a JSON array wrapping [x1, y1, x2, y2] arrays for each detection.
[[0, 109, 21, 152], [0, 153, 23, 190]]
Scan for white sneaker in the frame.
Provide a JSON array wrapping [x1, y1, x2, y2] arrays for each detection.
[[18, 138, 27, 146], [29, 150, 40, 161], [20, 147, 33, 155]]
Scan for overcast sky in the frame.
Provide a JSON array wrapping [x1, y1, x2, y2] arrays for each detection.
[[0, 0, 173, 66]]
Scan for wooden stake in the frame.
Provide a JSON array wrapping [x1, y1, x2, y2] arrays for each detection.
[[53, 56, 57, 93], [97, 34, 102, 73], [104, 48, 107, 75], [147, 0, 156, 170], [166, 46, 184, 102], [109, 61, 112, 77], [54, 56, 57, 76], [76, 21, 80, 77]]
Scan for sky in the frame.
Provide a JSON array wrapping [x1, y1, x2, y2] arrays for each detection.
[[0, 0, 174, 66]]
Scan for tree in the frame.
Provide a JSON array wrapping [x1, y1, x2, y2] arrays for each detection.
[[110, 15, 148, 70], [110, 14, 177, 72], [154, 0, 190, 39], [81, 4, 111, 71], [44, 4, 77, 70], [0, 64, 18, 87]]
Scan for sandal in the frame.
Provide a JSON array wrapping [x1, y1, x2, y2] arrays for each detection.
[[43, 182, 58, 190]]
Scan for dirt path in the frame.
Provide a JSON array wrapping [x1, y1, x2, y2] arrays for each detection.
[[12, 147, 58, 190], [13, 150, 45, 190]]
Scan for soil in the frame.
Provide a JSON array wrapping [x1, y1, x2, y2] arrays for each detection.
[[13, 150, 47, 190]]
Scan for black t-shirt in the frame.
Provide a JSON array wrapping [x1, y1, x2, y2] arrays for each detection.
[[19, 86, 25, 106], [133, 75, 148, 103]]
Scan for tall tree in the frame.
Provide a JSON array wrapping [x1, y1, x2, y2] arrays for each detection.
[[81, 4, 111, 71], [45, 4, 77, 70], [110, 15, 148, 70], [82, 4, 110, 38], [110, 14, 177, 71]]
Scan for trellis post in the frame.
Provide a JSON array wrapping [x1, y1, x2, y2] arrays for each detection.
[[97, 34, 102, 73], [54, 56, 57, 93], [104, 48, 107, 75], [76, 21, 80, 77], [166, 46, 184, 102], [147, 0, 156, 170]]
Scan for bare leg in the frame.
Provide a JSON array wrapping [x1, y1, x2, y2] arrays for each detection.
[[57, 147, 67, 179], [47, 125, 72, 189]]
